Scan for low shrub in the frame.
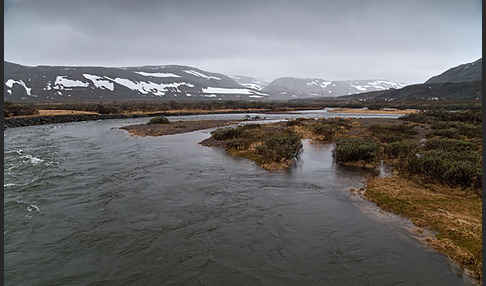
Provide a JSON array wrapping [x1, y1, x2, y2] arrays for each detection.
[[211, 127, 242, 140], [335, 138, 379, 164], [225, 138, 254, 151], [148, 116, 170, 124], [4, 102, 39, 117], [256, 131, 302, 163], [239, 123, 261, 130], [407, 150, 481, 188], [369, 124, 417, 143], [95, 104, 121, 114], [401, 112, 428, 123], [384, 140, 417, 159], [423, 138, 476, 152], [429, 128, 461, 139], [312, 124, 337, 140]]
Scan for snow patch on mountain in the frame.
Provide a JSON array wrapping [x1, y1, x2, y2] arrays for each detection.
[[109, 78, 195, 96], [229, 75, 269, 91], [54, 76, 89, 89], [5, 79, 32, 95], [83, 74, 114, 91], [202, 87, 253, 94], [306, 80, 331, 88], [184, 70, 221, 80], [135, 72, 181, 78]]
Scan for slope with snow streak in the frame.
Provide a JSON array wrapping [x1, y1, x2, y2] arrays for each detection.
[[83, 74, 114, 91], [5, 79, 32, 96], [4, 61, 268, 101], [263, 77, 406, 98]]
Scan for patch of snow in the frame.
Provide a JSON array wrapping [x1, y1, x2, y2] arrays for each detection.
[[135, 72, 181, 78], [249, 95, 263, 98], [54, 76, 89, 89], [241, 83, 263, 90], [306, 80, 330, 88], [5, 79, 32, 95], [83, 74, 114, 91], [204, 94, 217, 98], [367, 80, 404, 89], [7, 89, 12, 94], [351, 85, 368, 91], [184, 70, 221, 80], [108, 77, 194, 96], [202, 87, 253, 94]]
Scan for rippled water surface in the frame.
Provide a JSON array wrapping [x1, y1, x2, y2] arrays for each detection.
[[4, 113, 473, 285]]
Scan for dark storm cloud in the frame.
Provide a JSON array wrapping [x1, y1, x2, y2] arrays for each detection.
[[4, 0, 481, 83]]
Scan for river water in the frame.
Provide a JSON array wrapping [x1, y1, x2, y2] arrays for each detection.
[[4, 111, 473, 285]]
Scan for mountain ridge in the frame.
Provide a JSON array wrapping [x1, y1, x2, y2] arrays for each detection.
[[4, 61, 268, 102], [262, 77, 405, 99], [425, 58, 482, 84]]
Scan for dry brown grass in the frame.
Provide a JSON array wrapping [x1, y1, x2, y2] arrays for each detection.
[[124, 108, 268, 115], [38, 109, 100, 116], [329, 108, 418, 114], [364, 175, 482, 280]]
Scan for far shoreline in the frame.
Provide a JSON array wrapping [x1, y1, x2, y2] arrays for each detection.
[[328, 107, 418, 114]]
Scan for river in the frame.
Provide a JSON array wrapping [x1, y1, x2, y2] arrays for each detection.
[[4, 112, 473, 285]]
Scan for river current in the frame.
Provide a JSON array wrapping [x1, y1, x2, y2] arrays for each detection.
[[4, 111, 473, 285]]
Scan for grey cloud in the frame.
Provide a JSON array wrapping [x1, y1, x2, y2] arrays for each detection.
[[5, 0, 481, 83]]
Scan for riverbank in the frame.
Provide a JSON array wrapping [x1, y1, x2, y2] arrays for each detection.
[[200, 113, 482, 281], [4, 113, 150, 128], [328, 108, 418, 114], [121, 119, 241, 136], [362, 175, 482, 281], [3, 108, 270, 128]]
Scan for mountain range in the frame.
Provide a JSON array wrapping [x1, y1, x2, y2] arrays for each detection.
[[3, 58, 481, 102], [3, 62, 267, 102], [262, 78, 405, 99], [337, 58, 482, 102]]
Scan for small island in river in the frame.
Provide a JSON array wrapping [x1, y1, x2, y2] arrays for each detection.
[[121, 118, 242, 137]]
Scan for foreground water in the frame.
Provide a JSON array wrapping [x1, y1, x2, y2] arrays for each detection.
[[4, 112, 473, 285]]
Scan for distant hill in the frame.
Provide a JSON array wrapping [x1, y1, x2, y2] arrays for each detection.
[[340, 81, 481, 102], [262, 77, 405, 99], [426, 58, 482, 84], [229, 75, 269, 91], [4, 61, 268, 102]]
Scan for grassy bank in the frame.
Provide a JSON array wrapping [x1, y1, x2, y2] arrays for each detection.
[[121, 118, 241, 137], [230, 111, 482, 280], [312, 110, 481, 280], [200, 124, 303, 170]]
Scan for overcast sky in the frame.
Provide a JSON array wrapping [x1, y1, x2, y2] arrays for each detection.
[[4, 0, 482, 83]]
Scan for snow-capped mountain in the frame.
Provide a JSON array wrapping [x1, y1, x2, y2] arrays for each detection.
[[228, 75, 270, 91], [425, 58, 482, 84], [263, 77, 406, 99], [4, 61, 268, 102]]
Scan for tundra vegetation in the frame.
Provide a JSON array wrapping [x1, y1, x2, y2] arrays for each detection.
[[201, 124, 303, 170], [204, 110, 482, 280], [148, 116, 170, 124]]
